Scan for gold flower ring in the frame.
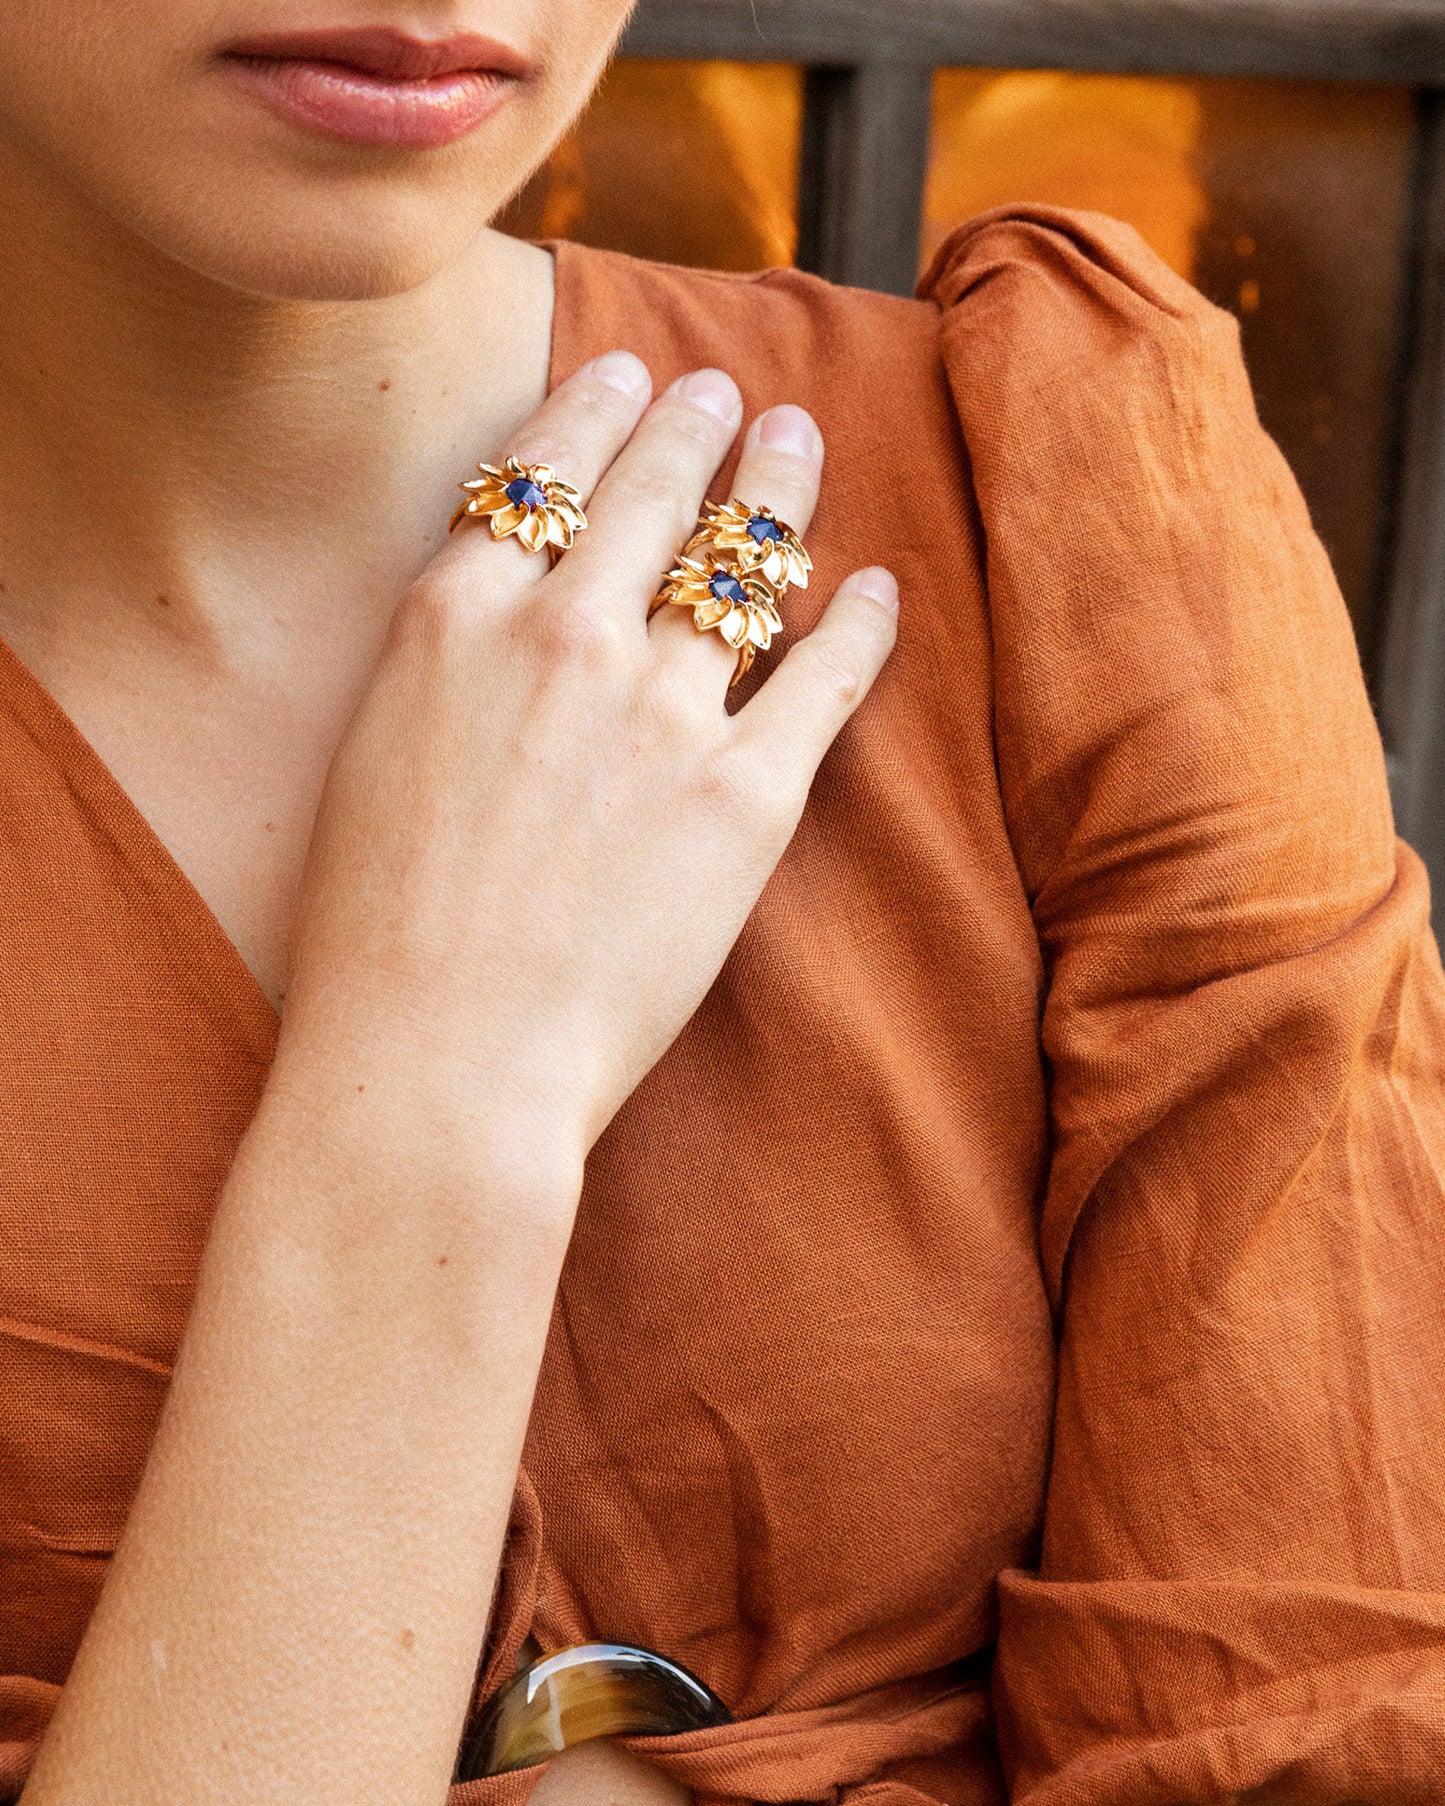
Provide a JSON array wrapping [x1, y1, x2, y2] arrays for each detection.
[[686, 499, 811, 593], [650, 554, 784, 686], [450, 457, 588, 557]]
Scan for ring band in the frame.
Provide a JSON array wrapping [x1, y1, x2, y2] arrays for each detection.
[[651, 498, 811, 684], [451, 457, 588, 557]]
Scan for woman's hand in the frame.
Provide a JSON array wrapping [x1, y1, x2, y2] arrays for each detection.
[[282, 350, 898, 1165], [21, 353, 895, 1806]]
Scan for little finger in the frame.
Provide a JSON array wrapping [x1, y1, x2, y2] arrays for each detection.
[[730, 567, 899, 786]]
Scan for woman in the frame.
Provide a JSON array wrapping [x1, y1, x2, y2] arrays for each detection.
[[3, 3, 1444, 1804]]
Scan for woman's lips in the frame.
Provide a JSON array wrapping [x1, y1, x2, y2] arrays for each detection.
[[220, 28, 530, 148]]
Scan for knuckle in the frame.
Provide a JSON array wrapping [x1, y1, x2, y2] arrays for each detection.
[[576, 369, 650, 424], [524, 586, 625, 668], [695, 742, 775, 826], [650, 394, 734, 453], [798, 634, 863, 708], [508, 433, 575, 471], [392, 571, 481, 654], [603, 456, 698, 522], [640, 665, 710, 737]]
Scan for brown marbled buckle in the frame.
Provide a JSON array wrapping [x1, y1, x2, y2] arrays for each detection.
[[456, 1642, 733, 1782]]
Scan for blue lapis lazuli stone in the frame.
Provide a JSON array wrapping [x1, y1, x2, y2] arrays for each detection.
[[708, 571, 749, 607], [746, 514, 782, 545], [505, 476, 547, 511]]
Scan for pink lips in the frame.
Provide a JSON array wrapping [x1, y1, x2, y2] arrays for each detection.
[[220, 26, 530, 148]]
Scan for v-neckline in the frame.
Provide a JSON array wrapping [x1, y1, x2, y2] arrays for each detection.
[[0, 240, 577, 1058]]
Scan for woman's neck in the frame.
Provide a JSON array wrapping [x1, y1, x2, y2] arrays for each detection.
[[0, 136, 555, 674]]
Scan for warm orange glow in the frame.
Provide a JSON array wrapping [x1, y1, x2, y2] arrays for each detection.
[[500, 61, 801, 271], [922, 72, 1206, 280]]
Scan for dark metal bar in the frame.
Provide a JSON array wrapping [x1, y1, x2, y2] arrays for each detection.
[[1380, 93, 1445, 904], [795, 62, 933, 295], [623, 0, 1445, 85]]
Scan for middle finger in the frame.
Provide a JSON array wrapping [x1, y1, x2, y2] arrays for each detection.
[[555, 367, 745, 603]]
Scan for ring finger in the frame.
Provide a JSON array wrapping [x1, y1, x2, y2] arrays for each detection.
[[647, 403, 823, 695]]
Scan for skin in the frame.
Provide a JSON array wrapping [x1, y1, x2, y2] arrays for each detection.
[[1, 5, 899, 1806]]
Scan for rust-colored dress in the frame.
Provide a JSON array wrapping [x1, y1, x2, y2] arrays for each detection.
[[5, 207, 1445, 1806]]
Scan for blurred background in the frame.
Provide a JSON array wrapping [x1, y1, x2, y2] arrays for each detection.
[[497, 0, 1445, 905]]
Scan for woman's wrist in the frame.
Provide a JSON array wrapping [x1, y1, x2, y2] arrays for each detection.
[[237, 1043, 589, 1307], [264, 974, 592, 1193], [277, 937, 607, 1154]]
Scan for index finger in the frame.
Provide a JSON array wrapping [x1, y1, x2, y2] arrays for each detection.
[[425, 349, 654, 592]]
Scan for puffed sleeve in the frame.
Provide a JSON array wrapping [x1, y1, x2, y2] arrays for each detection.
[[924, 206, 1445, 1803]]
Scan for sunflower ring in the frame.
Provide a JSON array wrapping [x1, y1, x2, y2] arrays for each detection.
[[650, 555, 785, 686], [450, 456, 588, 558], [685, 499, 811, 594]]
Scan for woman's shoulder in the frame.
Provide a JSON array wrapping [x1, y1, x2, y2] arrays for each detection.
[[551, 203, 1242, 407], [920, 201, 1229, 327], [548, 233, 940, 411]]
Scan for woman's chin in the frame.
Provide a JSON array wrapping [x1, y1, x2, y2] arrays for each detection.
[[178, 230, 480, 305], [130, 188, 500, 303]]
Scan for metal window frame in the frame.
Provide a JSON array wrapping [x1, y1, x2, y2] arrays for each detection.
[[622, 0, 1445, 901]]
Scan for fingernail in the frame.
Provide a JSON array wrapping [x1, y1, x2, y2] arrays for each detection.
[[590, 350, 650, 397], [674, 367, 741, 422], [855, 567, 899, 614], [756, 405, 821, 459]]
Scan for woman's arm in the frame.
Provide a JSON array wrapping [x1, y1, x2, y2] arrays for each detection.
[[19, 352, 898, 1806], [931, 206, 1445, 1805]]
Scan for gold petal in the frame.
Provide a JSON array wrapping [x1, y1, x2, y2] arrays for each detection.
[[545, 513, 574, 550], [517, 510, 548, 552], [490, 503, 527, 537], [694, 596, 732, 630], [718, 608, 750, 649]]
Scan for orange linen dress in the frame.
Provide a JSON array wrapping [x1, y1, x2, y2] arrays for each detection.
[[4, 207, 1445, 1806]]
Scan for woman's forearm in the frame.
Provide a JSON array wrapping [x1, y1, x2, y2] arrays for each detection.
[[22, 1023, 582, 1806]]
